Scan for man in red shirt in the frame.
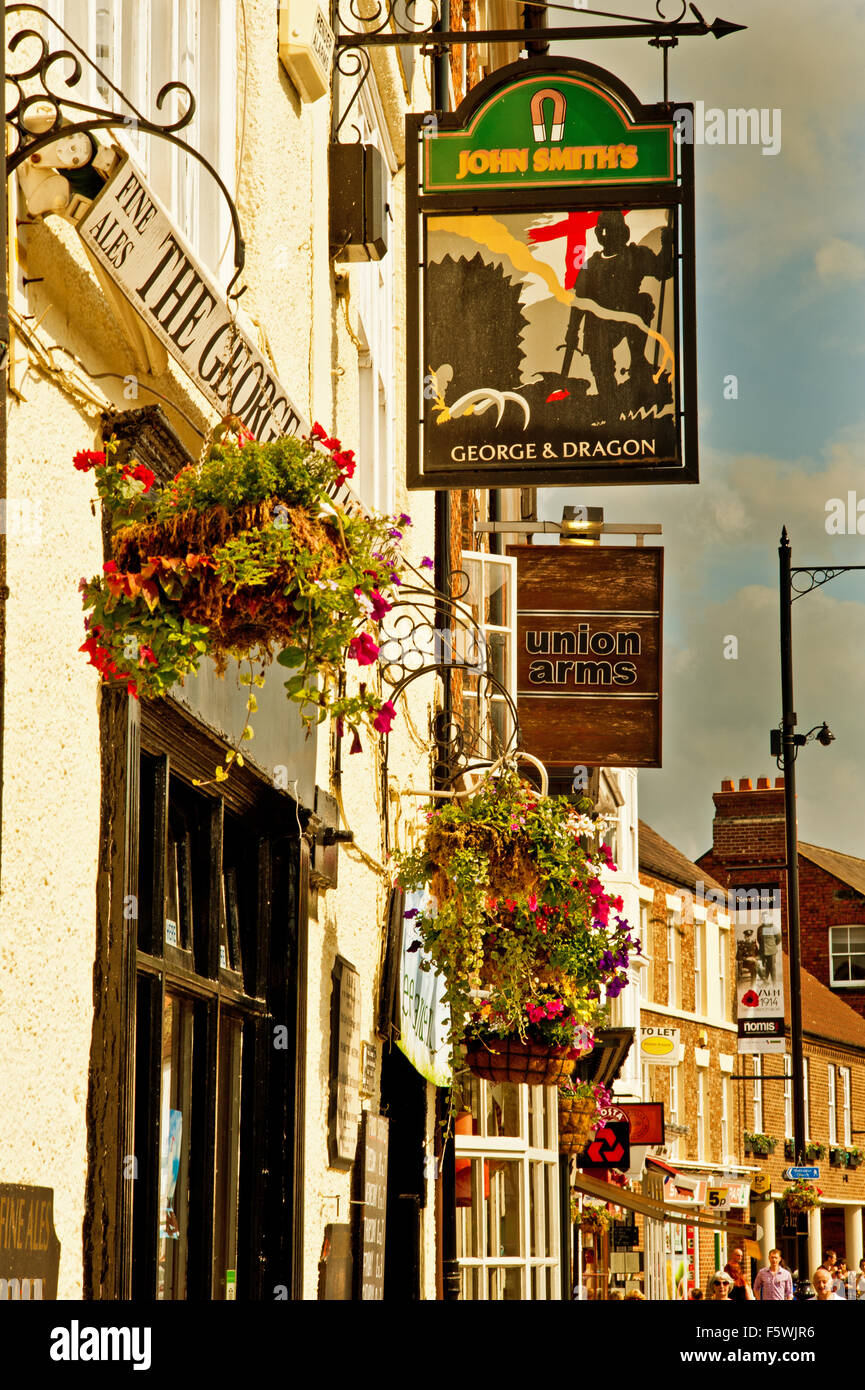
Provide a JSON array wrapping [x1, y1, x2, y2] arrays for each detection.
[[753, 1249, 794, 1301]]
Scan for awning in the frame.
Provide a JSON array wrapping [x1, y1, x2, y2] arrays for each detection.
[[572, 1170, 757, 1239]]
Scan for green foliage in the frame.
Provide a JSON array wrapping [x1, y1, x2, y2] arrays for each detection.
[[77, 428, 405, 746], [395, 769, 638, 1058]]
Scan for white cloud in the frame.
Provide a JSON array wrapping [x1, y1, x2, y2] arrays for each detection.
[[815, 238, 865, 283]]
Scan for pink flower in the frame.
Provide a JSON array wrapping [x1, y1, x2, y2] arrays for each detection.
[[370, 590, 392, 623], [527, 893, 538, 912], [348, 632, 380, 665], [373, 700, 396, 734]]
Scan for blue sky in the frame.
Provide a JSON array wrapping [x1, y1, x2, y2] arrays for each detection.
[[537, 0, 865, 860]]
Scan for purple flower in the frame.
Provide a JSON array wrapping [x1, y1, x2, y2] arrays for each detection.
[[398, 513, 412, 526], [420, 556, 434, 570], [389, 528, 403, 540], [404, 908, 420, 919]]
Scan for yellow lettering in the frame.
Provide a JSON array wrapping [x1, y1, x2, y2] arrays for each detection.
[[620, 144, 638, 169]]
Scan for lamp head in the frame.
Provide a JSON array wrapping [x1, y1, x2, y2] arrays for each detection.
[[816, 723, 835, 747]]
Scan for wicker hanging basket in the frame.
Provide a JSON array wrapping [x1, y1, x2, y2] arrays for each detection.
[[557, 1096, 598, 1155], [464, 1037, 576, 1087]]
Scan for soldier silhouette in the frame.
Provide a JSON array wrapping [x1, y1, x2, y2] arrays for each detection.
[[561, 209, 674, 413]]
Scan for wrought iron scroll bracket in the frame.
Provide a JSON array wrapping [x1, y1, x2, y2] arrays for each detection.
[[331, 1, 745, 49], [790, 566, 865, 602], [377, 560, 521, 788], [5, 4, 247, 297]]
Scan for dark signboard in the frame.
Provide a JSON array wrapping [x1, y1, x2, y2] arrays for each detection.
[[508, 544, 662, 768], [0, 1184, 60, 1299], [357, 1112, 389, 1301], [407, 58, 696, 490], [328, 957, 362, 1169], [577, 1121, 631, 1172]]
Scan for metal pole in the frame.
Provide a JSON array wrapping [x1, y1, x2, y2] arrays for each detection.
[[779, 528, 812, 1300]]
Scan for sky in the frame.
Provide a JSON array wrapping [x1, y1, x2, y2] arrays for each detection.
[[532, 0, 865, 862]]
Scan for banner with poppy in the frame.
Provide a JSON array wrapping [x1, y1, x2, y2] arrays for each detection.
[[734, 893, 786, 1054]]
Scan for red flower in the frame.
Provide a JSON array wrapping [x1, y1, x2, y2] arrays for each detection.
[[369, 590, 392, 623], [348, 632, 380, 665], [373, 700, 396, 734], [73, 450, 106, 471], [129, 463, 156, 492], [310, 423, 328, 442], [138, 645, 157, 667], [103, 560, 118, 575]]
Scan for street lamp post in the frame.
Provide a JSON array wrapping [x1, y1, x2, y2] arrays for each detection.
[[778, 530, 811, 1300], [776, 528, 865, 1299]]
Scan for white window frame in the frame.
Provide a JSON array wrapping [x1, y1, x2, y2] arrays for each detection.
[[784, 1062, 792, 1139], [665, 899, 681, 1010], [841, 1067, 852, 1147], [720, 1076, 732, 1162], [696, 1070, 706, 1162], [828, 925, 865, 988], [694, 917, 705, 1017], [803, 1058, 810, 1142], [639, 897, 654, 1004], [51, 0, 236, 278], [459, 551, 518, 763], [752, 1055, 763, 1134], [717, 918, 731, 1022], [454, 1080, 561, 1300], [828, 1064, 837, 1146]]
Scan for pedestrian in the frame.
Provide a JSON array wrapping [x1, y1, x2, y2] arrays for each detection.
[[624, 1290, 646, 1301], [709, 1270, 733, 1300], [813, 1266, 843, 1300], [689, 1288, 704, 1301], [753, 1248, 794, 1301], [833, 1259, 852, 1299], [724, 1245, 755, 1301]]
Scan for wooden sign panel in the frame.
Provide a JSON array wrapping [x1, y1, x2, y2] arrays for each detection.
[[0, 1184, 61, 1299], [507, 545, 662, 768], [328, 957, 362, 1169], [357, 1113, 389, 1301]]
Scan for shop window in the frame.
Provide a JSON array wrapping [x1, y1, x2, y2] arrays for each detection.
[[829, 925, 865, 987], [132, 753, 288, 1300], [48, 0, 236, 275], [454, 1073, 560, 1300]]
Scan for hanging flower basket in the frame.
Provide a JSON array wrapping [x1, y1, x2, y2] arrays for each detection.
[[579, 1202, 612, 1236], [781, 1179, 822, 1214], [395, 769, 639, 1079], [76, 426, 407, 762], [464, 1037, 576, 1087], [557, 1081, 611, 1155]]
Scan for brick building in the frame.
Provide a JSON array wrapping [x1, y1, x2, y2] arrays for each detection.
[[637, 822, 752, 1297], [697, 776, 865, 1019], [696, 776, 865, 1279]]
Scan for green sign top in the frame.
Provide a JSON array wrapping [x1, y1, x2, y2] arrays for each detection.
[[423, 71, 675, 192]]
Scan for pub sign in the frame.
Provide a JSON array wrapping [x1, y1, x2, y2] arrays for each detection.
[[407, 58, 697, 489], [507, 544, 663, 768]]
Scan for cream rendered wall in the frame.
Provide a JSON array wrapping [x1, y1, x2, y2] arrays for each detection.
[[2, 0, 439, 1300]]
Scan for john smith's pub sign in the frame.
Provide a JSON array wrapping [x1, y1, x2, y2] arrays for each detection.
[[406, 59, 697, 490]]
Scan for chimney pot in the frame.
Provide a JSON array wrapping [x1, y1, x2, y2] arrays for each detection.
[[738, 778, 753, 791], [757, 777, 771, 789], [721, 779, 735, 792], [775, 777, 785, 789]]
